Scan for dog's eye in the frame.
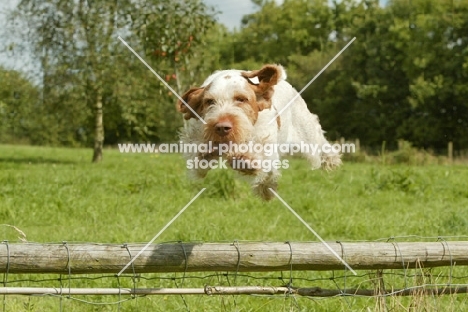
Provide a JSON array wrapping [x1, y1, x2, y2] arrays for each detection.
[[205, 99, 215, 106], [235, 97, 247, 103]]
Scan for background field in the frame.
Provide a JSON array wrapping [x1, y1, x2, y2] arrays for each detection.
[[1, 145, 468, 311]]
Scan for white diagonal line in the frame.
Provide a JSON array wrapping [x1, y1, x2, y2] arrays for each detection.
[[268, 37, 356, 124], [117, 188, 206, 276], [117, 36, 207, 124], [269, 188, 357, 275]]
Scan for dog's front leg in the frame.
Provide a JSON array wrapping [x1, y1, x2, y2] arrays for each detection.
[[251, 150, 282, 201], [183, 144, 220, 180], [226, 147, 282, 201], [226, 151, 262, 175]]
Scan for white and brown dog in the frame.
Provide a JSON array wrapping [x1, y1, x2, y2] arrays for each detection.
[[177, 64, 341, 200]]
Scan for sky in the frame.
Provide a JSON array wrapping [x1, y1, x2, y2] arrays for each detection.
[[0, 0, 21, 70], [204, 0, 263, 30]]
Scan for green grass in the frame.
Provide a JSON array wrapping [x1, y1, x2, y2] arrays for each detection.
[[1, 144, 468, 311]]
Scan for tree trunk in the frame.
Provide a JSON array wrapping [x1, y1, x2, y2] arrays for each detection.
[[92, 87, 104, 163]]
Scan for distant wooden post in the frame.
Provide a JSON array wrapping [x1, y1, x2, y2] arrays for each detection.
[[448, 141, 453, 163], [340, 137, 345, 146], [398, 139, 404, 150], [381, 141, 386, 164], [355, 138, 360, 153]]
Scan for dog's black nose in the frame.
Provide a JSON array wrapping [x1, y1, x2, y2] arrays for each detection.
[[215, 122, 233, 136]]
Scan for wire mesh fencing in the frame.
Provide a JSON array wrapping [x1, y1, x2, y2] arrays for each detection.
[[2, 236, 468, 311]]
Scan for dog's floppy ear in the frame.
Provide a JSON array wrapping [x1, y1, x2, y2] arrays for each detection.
[[241, 64, 286, 110], [176, 87, 204, 120]]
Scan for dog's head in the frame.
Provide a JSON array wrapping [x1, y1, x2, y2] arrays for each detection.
[[176, 64, 286, 143]]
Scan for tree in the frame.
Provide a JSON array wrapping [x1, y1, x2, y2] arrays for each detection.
[[0, 67, 39, 144], [225, 0, 334, 67], [392, 0, 468, 149], [10, 0, 216, 161], [217, 0, 468, 150]]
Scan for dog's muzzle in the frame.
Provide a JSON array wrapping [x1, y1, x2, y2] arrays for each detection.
[[214, 121, 233, 137]]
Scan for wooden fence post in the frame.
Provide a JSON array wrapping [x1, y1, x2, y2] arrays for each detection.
[[340, 137, 345, 146], [448, 141, 453, 163]]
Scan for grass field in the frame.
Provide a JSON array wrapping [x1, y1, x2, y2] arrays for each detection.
[[1, 144, 468, 311]]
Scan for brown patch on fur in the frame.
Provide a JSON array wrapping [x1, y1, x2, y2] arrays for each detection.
[[276, 115, 281, 129], [238, 102, 258, 124], [176, 87, 205, 120], [241, 64, 283, 110], [233, 91, 260, 124], [224, 75, 231, 79]]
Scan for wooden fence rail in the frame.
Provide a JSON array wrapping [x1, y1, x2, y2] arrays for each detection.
[[1, 241, 468, 274]]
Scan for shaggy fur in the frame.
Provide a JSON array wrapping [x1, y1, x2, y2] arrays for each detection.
[[177, 64, 341, 200]]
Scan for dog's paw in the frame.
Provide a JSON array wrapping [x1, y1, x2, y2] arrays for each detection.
[[252, 181, 277, 201], [321, 154, 342, 171], [198, 147, 219, 161], [227, 153, 261, 175]]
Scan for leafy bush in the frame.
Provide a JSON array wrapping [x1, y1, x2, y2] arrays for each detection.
[[384, 141, 442, 165], [366, 167, 429, 195]]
